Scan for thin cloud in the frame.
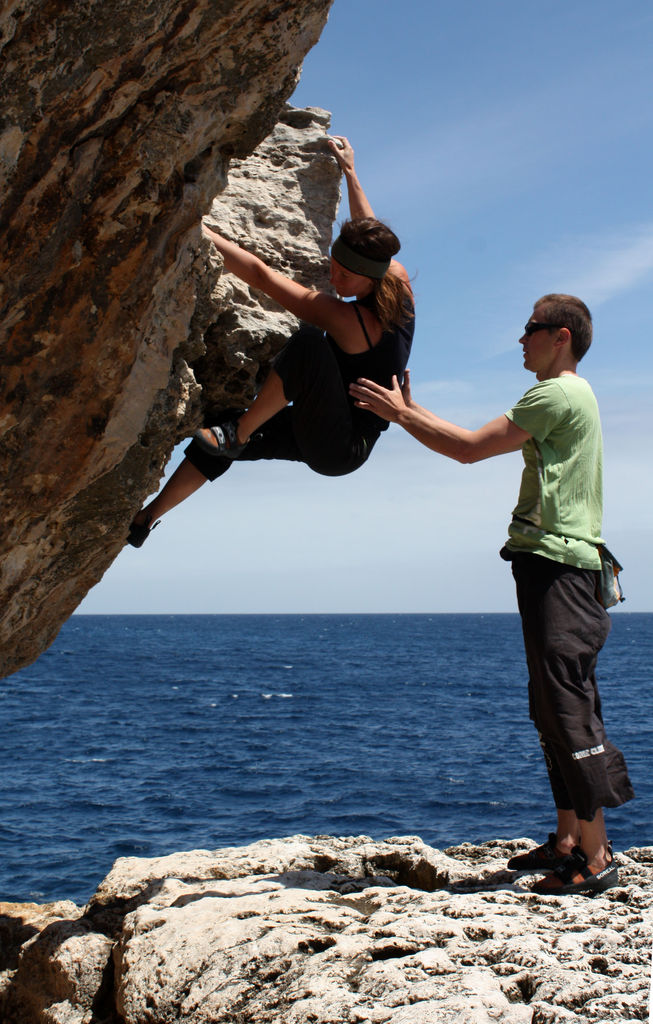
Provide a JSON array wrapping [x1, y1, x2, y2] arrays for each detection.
[[561, 225, 653, 306], [483, 222, 653, 356], [412, 378, 475, 398]]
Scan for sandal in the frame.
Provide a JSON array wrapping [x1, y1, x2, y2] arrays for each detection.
[[193, 420, 248, 459], [507, 833, 568, 872], [127, 513, 160, 548], [530, 845, 618, 896]]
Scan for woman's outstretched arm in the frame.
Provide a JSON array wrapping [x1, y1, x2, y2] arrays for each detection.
[[329, 136, 411, 298], [201, 223, 354, 338], [328, 136, 375, 220]]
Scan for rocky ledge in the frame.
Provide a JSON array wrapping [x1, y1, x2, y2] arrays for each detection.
[[1, 834, 651, 1023]]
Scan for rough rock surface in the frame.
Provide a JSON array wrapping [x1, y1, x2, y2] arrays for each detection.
[[1, 834, 651, 1023], [196, 103, 340, 418], [0, 0, 337, 679]]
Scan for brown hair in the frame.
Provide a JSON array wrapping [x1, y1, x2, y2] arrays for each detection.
[[339, 218, 413, 331], [534, 293, 593, 361]]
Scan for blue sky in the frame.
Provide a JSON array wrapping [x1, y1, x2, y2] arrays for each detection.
[[80, 0, 653, 613]]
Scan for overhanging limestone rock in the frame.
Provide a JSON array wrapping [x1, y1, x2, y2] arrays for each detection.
[[196, 103, 340, 417], [0, 0, 337, 678]]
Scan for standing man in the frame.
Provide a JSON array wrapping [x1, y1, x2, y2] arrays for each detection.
[[350, 294, 634, 895]]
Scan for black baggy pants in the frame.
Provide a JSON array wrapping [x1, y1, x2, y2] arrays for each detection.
[[185, 325, 375, 482], [509, 550, 634, 821]]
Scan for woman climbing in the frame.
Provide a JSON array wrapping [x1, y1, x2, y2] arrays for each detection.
[[128, 136, 415, 547]]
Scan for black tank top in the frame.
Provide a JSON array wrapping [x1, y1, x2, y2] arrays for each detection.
[[327, 292, 415, 439]]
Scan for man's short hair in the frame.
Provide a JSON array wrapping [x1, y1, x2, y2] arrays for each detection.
[[534, 294, 593, 361]]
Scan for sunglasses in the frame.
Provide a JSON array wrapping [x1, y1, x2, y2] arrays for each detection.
[[523, 321, 563, 336]]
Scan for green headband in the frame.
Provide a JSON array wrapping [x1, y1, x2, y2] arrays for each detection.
[[331, 236, 391, 280]]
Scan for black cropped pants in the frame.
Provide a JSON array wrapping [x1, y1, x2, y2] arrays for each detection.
[[508, 549, 634, 821], [185, 325, 375, 482]]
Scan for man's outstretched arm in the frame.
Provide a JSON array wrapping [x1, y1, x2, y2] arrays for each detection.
[[350, 371, 531, 464]]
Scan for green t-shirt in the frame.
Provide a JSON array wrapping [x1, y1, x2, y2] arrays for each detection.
[[504, 375, 603, 569]]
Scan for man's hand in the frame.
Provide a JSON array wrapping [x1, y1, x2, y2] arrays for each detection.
[[400, 368, 414, 407], [355, 369, 530, 461], [349, 374, 409, 422]]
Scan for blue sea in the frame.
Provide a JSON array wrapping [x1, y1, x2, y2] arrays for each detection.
[[1, 613, 650, 906]]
